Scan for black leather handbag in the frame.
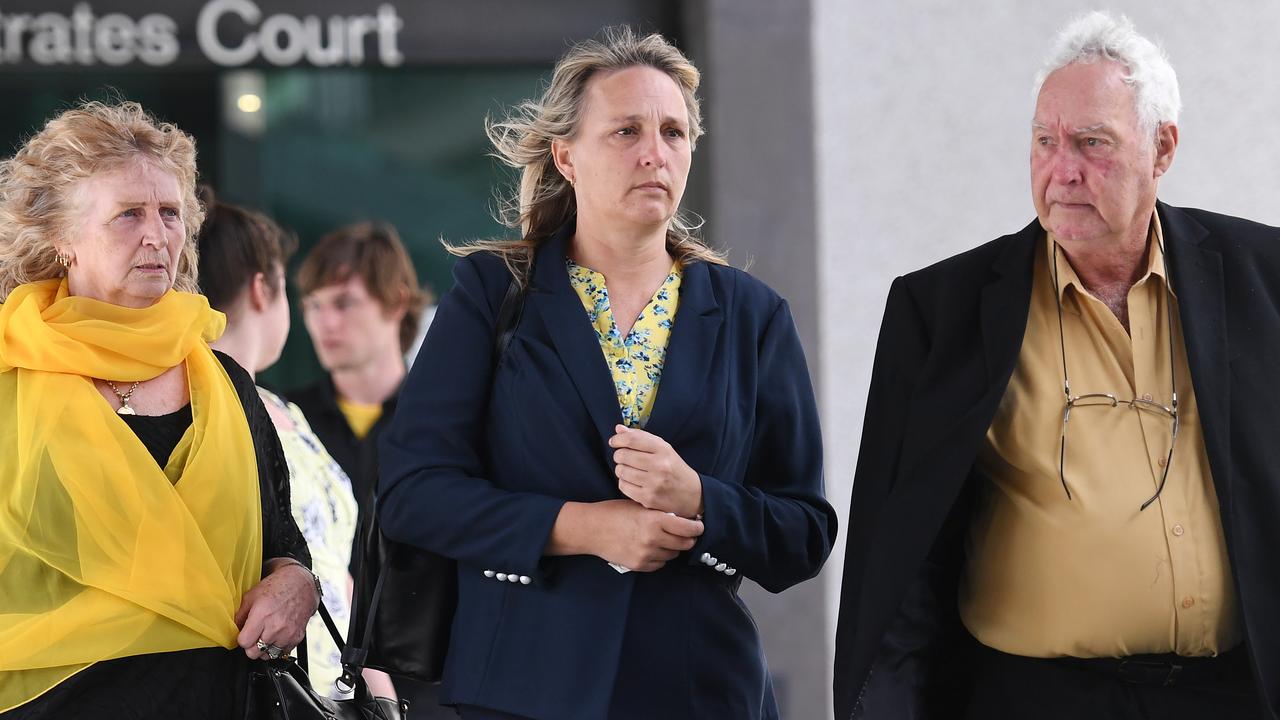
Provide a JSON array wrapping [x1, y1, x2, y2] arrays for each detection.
[[246, 602, 408, 720], [343, 504, 457, 683], [342, 272, 529, 686]]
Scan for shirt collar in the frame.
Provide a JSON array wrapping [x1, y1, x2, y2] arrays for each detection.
[[1047, 210, 1174, 303]]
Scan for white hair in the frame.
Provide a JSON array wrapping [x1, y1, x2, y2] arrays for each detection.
[[1034, 11, 1181, 137]]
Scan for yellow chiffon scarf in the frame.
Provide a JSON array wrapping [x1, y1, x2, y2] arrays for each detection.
[[0, 279, 263, 711]]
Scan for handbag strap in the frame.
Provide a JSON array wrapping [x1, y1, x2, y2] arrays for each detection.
[[344, 552, 389, 671], [316, 600, 347, 651], [339, 265, 531, 686]]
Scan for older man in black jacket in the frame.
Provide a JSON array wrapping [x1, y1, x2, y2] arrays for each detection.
[[835, 12, 1280, 720]]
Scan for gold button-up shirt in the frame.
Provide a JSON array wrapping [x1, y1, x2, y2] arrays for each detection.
[[959, 216, 1239, 659]]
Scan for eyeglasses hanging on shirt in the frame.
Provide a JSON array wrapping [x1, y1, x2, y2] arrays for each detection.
[[1052, 240, 1180, 512]]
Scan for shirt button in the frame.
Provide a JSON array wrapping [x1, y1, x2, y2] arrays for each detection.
[[1182, 596, 1195, 609], [1143, 393, 1153, 401], [1172, 523, 1185, 536], [1157, 456, 1167, 468]]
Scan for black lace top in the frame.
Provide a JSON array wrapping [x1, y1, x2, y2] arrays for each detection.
[[1, 352, 310, 719], [122, 404, 193, 466]]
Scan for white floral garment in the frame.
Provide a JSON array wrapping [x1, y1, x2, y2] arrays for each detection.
[[258, 388, 359, 698]]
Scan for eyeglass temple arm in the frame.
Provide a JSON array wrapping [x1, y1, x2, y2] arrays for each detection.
[[1139, 396, 1181, 512], [1054, 243, 1074, 502], [1141, 235, 1180, 512], [1058, 444, 1074, 501], [1058, 404, 1074, 501]]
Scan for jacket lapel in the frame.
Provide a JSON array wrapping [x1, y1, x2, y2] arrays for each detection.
[[980, 220, 1039, 390], [643, 260, 723, 441], [1159, 202, 1232, 510], [890, 226, 1038, 491], [525, 227, 624, 448]]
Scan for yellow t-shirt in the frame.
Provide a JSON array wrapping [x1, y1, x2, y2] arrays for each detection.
[[337, 397, 382, 440]]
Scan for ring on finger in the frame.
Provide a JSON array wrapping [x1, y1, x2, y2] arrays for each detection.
[[256, 638, 287, 660]]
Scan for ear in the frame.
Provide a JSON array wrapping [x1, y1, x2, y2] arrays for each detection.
[[1152, 122, 1178, 178], [551, 137, 576, 186], [247, 272, 271, 312], [53, 239, 75, 263], [383, 287, 410, 323]]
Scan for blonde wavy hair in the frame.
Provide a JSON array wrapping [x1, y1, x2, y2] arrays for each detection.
[[0, 100, 205, 301], [452, 26, 726, 284]]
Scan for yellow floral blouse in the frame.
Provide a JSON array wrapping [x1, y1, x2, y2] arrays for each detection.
[[566, 258, 682, 428]]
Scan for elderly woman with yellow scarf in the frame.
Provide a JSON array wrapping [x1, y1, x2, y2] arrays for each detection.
[[0, 101, 318, 718]]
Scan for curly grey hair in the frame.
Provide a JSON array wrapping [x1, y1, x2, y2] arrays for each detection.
[[0, 100, 204, 301]]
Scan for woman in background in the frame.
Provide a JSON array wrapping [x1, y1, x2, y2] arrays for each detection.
[[196, 188, 395, 700]]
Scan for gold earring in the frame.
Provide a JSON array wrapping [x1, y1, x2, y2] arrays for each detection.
[[56, 251, 72, 268]]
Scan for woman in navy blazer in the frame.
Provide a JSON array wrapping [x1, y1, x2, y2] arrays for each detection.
[[378, 27, 836, 720]]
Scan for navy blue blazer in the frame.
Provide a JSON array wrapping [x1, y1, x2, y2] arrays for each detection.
[[379, 229, 837, 720]]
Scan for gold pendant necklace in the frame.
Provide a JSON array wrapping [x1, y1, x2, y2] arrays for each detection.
[[105, 380, 141, 415]]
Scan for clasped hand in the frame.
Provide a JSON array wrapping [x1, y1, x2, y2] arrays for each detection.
[[609, 424, 704, 518], [559, 426, 706, 572], [235, 560, 320, 660]]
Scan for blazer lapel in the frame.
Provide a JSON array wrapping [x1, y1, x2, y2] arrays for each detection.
[[525, 227, 624, 449], [896, 224, 1036, 496], [980, 220, 1039, 390], [643, 260, 723, 441], [1159, 201, 1232, 509]]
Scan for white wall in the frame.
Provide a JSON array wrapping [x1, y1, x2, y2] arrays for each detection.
[[813, 1, 1280, 713]]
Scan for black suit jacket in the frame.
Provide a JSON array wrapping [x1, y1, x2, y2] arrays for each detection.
[[834, 202, 1280, 719]]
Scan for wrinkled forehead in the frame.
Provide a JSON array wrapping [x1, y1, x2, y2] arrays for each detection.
[[1033, 59, 1139, 129], [581, 65, 690, 125], [72, 156, 182, 206]]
